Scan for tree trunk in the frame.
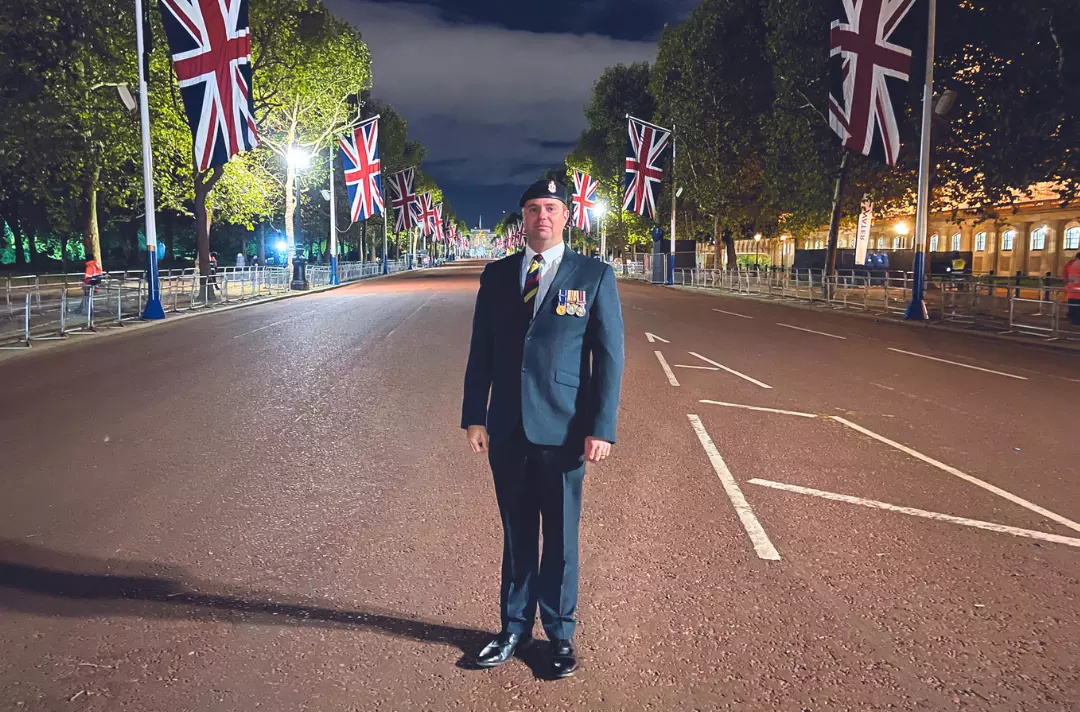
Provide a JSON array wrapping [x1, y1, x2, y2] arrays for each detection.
[[82, 164, 103, 266], [714, 214, 723, 269], [825, 151, 851, 294], [8, 199, 28, 267], [194, 166, 224, 301], [257, 222, 266, 263], [284, 164, 297, 246]]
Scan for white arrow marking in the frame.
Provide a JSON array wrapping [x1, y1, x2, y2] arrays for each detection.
[[645, 332, 670, 344]]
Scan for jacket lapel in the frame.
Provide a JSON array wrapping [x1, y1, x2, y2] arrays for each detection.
[[537, 248, 580, 317]]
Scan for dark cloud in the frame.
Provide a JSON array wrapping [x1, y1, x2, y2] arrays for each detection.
[[325, 0, 666, 226]]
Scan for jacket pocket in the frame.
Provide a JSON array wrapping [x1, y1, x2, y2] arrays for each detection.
[[554, 369, 581, 388]]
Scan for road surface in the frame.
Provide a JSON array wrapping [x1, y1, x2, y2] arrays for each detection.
[[1, 261, 1077, 711]]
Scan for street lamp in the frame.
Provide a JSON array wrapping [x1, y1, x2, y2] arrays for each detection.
[[287, 147, 311, 289], [894, 221, 911, 236], [595, 202, 608, 261], [780, 233, 790, 269], [754, 233, 763, 269]]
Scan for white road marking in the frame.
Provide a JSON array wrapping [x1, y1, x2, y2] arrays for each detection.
[[233, 311, 317, 339], [700, 400, 818, 418], [886, 348, 1028, 381], [748, 479, 1080, 549], [832, 416, 1080, 534], [675, 365, 721, 371], [777, 323, 847, 340], [713, 308, 754, 319], [645, 332, 670, 344], [687, 415, 781, 561], [689, 352, 773, 389], [386, 294, 435, 339], [654, 351, 680, 386]]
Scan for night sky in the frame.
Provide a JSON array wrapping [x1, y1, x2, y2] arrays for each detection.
[[326, 0, 696, 228]]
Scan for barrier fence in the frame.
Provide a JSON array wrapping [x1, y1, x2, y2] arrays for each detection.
[[0, 259, 413, 348], [647, 265, 1080, 342]]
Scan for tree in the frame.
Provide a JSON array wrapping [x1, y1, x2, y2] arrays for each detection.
[[651, 0, 776, 269], [570, 63, 656, 257]]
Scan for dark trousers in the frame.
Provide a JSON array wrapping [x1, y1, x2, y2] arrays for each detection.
[[488, 430, 585, 640], [1069, 298, 1080, 326]]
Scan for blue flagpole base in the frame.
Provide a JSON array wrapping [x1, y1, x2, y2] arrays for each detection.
[[666, 254, 674, 285], [142, 247, 166, 320], [904, 250, 928, 320], [330, 256, 339, 285], [383, 259, 389, 275]]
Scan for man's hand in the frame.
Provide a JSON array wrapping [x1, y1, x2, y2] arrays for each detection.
[[585, 437, 612, 463], [467, 425, 490, 453]]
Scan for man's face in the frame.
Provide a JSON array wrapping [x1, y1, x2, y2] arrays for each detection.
[[523, 199, 569, 241]]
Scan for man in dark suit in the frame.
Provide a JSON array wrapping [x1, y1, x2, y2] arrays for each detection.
[[461, 179, 625, 679]]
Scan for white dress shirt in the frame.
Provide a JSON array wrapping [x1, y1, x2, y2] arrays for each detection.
[[520, 241, 566, 316]]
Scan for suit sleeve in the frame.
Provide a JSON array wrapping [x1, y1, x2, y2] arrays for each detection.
[[586, 264, 625, 443], [461, 266, 494, 429]]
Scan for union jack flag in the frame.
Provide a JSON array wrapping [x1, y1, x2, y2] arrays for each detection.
[[387, 168, 419, 232], [415, 193, 438, 237], [571, 170, 599, 233], [624, 116, 671, 219], [828, 0, 919, 166], [338, 118, 383, 222], [433, 204, 446, 242], [158, 0, 259, 172]]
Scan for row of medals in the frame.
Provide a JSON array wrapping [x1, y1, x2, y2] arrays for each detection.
[[556, 290, 587, 317]]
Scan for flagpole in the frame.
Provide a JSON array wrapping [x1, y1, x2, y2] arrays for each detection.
[[136, 0, 164, 320], [667, 123, 677, 285], [382, 216, 389, 275], [329, 157, 339, 285], [905, 0, 936, 320]]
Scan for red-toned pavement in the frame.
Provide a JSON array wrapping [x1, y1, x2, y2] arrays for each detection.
[[0, 262, 1076, 711]]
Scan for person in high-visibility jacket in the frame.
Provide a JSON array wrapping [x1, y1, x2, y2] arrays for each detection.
[[80, 259, 104, 313], [1064, 252, 1080, 325]]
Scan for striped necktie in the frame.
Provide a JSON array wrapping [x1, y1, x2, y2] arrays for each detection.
[[522, 254, 543, 315]]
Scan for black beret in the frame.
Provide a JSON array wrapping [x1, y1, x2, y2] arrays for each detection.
[[519, 179, 568, 208]]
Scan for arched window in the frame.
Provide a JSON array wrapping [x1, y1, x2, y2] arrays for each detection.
[[1030, 227, 1047, 250], [1066, 226, 1080, 250], [929, 234, 940, 252], [892, 236, 902, 249], [974, 232, 987, 251], [876, 237, 885, 249], [1002, 229, 1016, 251], [815, 239, 824, 249], [951, 233, 962, 251]]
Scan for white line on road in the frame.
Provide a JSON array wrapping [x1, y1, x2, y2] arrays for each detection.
[[712, 308, 754, 319], [700, 400, 818, 418], [687, 415, 781, 561], [233, 311, 318, 339], [645, 332, 670, 343], [654, 351, 680, 386], [675, 365, 721, 371], [886, 348, 1028, 381], [777, 323, 847, 340], [748, 479, 1080, 549], [689, 352, 773, 389], [832, 416, 1080, 534], [385, 294, 435, 339]]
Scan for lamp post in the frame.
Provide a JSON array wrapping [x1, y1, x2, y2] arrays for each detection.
[[287, 146, 311, 290], [780, 234, 789, 270], [595, 202, 608, 261], [754, 233, 763, 270], [133, 0, 164, 320]]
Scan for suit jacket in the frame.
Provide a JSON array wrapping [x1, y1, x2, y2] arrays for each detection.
[[461, 248, 625, 447]]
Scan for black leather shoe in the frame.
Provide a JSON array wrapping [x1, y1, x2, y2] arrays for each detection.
[[549, 638, 579, 679], [475, 632, 533, 668]]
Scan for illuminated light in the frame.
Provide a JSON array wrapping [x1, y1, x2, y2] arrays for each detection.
[[754, 233, 763, 241], [894, 221, 911, 236], [287, 146, 310, 170], [275, 240, 289, 252]]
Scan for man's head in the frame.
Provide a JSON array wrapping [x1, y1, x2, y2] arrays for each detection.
[[519, 180, 569, 247]]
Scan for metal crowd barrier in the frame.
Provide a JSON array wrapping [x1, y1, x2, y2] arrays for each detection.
[[660, 266, 1080, 343]]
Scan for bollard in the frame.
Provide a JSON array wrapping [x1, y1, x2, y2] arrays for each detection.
[[291, 256, 309, 291]]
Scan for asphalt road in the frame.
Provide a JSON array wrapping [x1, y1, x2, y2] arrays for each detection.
[[1, 261, 1077, 711]]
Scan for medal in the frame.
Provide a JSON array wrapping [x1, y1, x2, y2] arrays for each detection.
[[575, 290, 587, 317], [556, 290, 568, 316]]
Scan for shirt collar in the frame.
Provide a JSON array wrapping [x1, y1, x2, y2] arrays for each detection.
[[525, 241, 566, 265]]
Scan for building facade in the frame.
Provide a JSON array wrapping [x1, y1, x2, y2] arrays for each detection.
[[727, 186, 1080, 276]]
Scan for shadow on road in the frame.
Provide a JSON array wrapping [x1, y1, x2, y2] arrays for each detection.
[[0, 538, 544, 674]]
